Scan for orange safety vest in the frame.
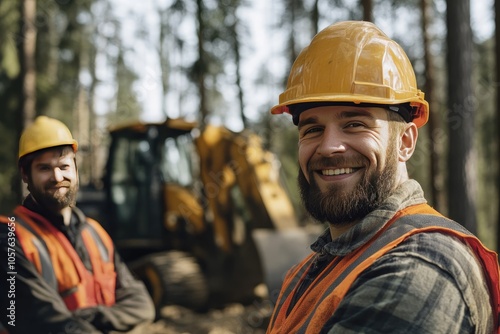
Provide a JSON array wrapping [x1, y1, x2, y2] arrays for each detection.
[[0, 205, 116, 312], [267, 203, 500, 334]]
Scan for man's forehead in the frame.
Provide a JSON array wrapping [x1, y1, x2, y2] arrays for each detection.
[[33, 149, 75, 164], [298, 106, 387, 124]]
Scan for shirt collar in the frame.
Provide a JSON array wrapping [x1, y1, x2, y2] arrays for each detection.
[[22, 194, 85, 231], [311, 179, 427, 256]]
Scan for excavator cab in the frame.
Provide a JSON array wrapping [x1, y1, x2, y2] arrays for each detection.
[[103, 120, 197, 257], [98, 119, 271, 310]]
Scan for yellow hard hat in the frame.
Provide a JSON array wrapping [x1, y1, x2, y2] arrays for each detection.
[[271, 21, 429, 128], [18, 116, 78, 160]]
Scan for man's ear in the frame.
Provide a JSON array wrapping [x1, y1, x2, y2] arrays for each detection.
[[20, 167, 29, 184], [399, 122, 418, 162]]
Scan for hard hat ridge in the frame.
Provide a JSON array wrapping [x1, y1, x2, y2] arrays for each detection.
[[271, 20, 429, 128]]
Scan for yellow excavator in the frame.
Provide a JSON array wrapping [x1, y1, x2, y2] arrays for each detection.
[[79, 118, 316, 312]]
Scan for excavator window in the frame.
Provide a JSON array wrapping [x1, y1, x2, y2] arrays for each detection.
[[109, 136, 160, 240], [161, 135, 198, 187], [105, 125, 200, 251]]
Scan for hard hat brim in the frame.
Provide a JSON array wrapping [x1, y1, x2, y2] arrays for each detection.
[[19, 140, 78, 160], [270, 94, 429, 128]]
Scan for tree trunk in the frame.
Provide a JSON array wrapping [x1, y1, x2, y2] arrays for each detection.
[[311, 0, 319, 35], [21, 0, 37, 128], [361, 0, 373, 22], [88, 47, 99, 187], [196, 0, 208, 126], [159, 7, 170, 119], [229, 19, 248, 129], [421, 0, 444, 211], [18, 0, 37, 199], [284, 0, 299, 88], [446, 0, 477, 233], [495, 0, 500, 252]]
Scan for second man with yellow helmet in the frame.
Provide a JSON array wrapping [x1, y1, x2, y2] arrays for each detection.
[[0, 116, 155, 333]]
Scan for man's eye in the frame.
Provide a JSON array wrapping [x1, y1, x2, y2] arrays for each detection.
[[303, 127, 322, 135], [345, 122, 364, 128]]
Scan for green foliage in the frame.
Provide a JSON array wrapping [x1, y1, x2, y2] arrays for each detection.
[[107, 50, 142, 124], [0, 1, 21, 214], [0, 0, 497, 248], [0, 119, 19, 214], [35, 0, 92, 124], [474, 37, 497, 249], [0, 1, 20, 78]]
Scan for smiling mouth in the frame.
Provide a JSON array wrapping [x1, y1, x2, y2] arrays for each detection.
[[47, 185, 69, 192], [320, 168, 358, 176]]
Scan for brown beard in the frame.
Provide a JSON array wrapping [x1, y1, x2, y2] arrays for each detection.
[[28, 179, 78, 213], [298, 141, 399, 227]]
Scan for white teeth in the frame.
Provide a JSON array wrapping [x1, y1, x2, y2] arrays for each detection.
[[321, 168, 355, 176]]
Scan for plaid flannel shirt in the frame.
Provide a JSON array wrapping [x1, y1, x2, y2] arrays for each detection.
[[305, 180, 494, 334]]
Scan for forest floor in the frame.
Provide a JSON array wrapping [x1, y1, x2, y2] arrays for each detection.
[[142, 302, 273, 334]]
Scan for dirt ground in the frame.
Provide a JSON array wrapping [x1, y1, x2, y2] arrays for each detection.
[[142, 302, 274, 334]]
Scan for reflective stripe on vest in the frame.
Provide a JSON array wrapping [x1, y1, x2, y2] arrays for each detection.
[[1, 206, 116, 311], [267, 203, 500, 334], [12, 217, 58, 289]]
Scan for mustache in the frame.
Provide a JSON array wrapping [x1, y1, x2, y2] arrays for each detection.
[[46, 181, 71, 189], [308, 156, 368, 170]]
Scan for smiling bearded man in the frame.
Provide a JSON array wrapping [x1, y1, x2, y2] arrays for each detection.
[[298, 110, 402, 226], [265, 21, 499, 334], [24, 146, 79, 213]]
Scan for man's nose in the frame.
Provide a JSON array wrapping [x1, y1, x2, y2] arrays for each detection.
[[52, 168, 64, 182], [316, 127, 347, 156]]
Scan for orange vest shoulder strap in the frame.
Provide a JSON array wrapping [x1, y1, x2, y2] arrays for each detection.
[[1, 210, 58, 289], [84, 218, 114, 262], [323, 213, 500, 333], [13, 206, 91, 290], [3, 207, 118, 310], [80, 218, 116, 306], [16, 216, 58, 289]]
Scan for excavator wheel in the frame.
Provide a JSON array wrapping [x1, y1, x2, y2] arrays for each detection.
[[130, 250, 209, 314]]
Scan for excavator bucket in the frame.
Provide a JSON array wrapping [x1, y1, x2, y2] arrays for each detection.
[[252, 227, 322, 298]]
